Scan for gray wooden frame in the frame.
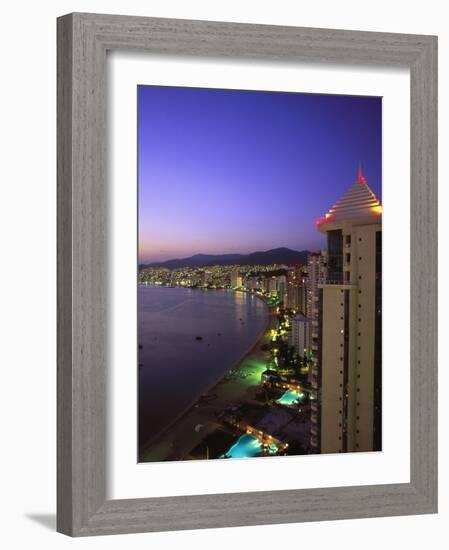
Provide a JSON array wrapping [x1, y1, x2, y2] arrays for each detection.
[[57, 12, 438, 537]]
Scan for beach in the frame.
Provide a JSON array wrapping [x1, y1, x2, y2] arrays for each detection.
[[139, 303, 276, 462]]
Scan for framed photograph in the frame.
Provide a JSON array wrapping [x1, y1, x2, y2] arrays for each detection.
[[57, 13, 437, 536]]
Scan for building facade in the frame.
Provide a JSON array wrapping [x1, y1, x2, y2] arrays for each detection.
[[285, 267, 307, 313], [288, 313, 310, 358], [230, 267, 242, 288], [245, 275, 262, 291], [276, 275, 286, 303], [200, 270, 211, 286], [307, 251, 327, 451], [316, 167, 382, 454]]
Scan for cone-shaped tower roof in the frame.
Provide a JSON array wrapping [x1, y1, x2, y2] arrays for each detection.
[[316, 166, 381, 230]]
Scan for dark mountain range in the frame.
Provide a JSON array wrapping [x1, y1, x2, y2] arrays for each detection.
[[140, 247, 309, 270], [243, 247, 309, 266]]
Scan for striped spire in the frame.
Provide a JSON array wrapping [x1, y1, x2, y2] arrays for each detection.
[[317, 166, 381, 226]]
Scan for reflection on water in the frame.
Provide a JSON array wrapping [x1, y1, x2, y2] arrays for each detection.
[[138, 285, 268, 447]]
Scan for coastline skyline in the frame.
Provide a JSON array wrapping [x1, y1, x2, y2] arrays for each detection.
[[140, 246, 310, 267], [138, 86, 382, 264], [138, 86, 382, 461]]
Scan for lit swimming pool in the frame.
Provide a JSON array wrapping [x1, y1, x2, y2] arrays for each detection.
[[276, 389, 304, 406], [221, 434, 264, 458]]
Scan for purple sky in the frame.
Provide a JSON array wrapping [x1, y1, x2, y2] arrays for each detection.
[[138, 86, 381, 263]]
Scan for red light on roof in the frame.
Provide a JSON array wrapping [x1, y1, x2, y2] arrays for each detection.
[[316, 213, 333, 226], [357, 163, 367, 184]]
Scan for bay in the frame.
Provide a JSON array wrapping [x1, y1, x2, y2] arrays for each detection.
[[138, 285, 269, 446]]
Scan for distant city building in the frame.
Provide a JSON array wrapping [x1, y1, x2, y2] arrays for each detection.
[[230, 267, 242, 288], [316, 166, 382, 454], [200, 270, 211, 286], [276, 275, 286, 303], [265, 276, 277, 294], [306, 252, 327, 319], [307, 251, 327, 451], [288, 313, 310, 358], [285, 267, 307, 313], [244, 275, 260, 290]]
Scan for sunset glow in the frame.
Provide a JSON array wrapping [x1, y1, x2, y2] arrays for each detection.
[[138, 86, 381, 264]]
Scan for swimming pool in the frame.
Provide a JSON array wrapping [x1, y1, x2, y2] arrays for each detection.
[[221, 434, 264, 458], [221, 433, 280, 459], [276, 389, 304, 406]]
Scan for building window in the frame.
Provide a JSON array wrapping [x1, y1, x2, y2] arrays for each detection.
[[327, 230, 343, 282], [345, 235, 351, 245], [345, 253, 351, 263]]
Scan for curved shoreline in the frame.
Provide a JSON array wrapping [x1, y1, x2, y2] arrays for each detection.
[[139, 290, 275, 462]]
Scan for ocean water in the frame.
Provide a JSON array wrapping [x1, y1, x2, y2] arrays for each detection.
[[138, 285, 269, 447]]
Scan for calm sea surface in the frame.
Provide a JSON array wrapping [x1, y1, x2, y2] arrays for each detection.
[[138, 285, 269, 446]]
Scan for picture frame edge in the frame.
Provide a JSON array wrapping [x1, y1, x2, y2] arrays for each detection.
[[56, 12, 438, 537]]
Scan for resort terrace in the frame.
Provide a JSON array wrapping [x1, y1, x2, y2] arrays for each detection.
[[261, 370, 309, 397], [223, 401, 309, 455]]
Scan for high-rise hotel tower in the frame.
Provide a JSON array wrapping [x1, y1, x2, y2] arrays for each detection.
[[307, 251, 327, 452], [316, 166, 382, 453]]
